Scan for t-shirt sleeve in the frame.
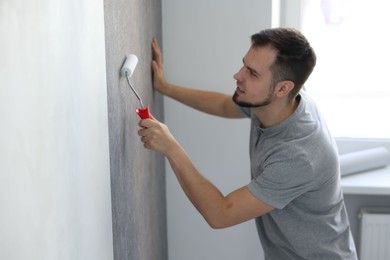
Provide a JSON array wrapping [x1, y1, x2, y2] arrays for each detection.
[[248, 155, 315, 209]]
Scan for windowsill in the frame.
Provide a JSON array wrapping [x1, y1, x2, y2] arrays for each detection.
[[341, 166, 390, 195]]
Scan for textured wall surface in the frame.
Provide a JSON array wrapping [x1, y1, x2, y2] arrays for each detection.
[[104, 0, 167, 259]]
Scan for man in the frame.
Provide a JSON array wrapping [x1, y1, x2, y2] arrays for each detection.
[[138, 28, 357, 259]]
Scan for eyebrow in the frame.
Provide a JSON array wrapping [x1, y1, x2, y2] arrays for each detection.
[[243, 58, 260, 77]]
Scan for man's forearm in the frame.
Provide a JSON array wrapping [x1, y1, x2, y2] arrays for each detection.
[[162, 84, 242, 118], [165, 143, 229, 228]]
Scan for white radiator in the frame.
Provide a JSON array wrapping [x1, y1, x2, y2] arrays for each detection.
[[359, 207, 390, 260]]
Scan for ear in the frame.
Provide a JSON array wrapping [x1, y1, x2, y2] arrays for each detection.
[[275, 80, 294, 98]]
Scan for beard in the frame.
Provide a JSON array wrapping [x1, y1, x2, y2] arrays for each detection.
[[232, 85, 274, 108]]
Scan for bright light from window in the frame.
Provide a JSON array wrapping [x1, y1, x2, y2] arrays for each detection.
[[301, 0, 390, 138]]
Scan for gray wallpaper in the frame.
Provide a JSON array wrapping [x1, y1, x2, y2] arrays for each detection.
[[104, 0, 167, 259]]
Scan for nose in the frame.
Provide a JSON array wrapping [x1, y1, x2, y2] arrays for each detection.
[[233, 67, 244, 81]]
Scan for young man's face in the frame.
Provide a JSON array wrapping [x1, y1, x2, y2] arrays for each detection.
[[233, 45, 277, 108]]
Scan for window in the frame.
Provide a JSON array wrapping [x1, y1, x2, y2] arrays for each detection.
[[278, 0, 390, 138]]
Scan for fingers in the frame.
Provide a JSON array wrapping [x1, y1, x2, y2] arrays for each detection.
[[151, 38, 162, 65], [151, 39, 168, 94], [151, 59, 158, 74], [151, 39, 163, 76], [138, 118, 157, 148], [138, 117, 155, 128], [138, 129, 152, 149], [137, 118, 175, 154], [138, 123, 152, 149]]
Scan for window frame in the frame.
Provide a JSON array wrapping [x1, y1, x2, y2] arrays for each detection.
[[274, 0, 390, 148]]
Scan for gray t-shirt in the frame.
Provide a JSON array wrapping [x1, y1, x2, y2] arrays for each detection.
[[238, 91, 357, 259]]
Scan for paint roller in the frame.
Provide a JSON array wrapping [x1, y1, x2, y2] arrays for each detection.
[[121, 54, 152, 119]]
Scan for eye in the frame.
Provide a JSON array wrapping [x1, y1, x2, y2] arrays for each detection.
[[248, 69, 258, 78]]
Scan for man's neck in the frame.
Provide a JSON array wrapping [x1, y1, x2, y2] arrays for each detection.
[[254, 96, 299, 129]]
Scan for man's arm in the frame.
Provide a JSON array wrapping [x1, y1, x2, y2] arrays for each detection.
[[138, 118, 274, 228], [151, 39, 243, 119]]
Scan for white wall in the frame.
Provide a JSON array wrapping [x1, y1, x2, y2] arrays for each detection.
[[0, 1, 113, 259], [162, 1, 272, 259]]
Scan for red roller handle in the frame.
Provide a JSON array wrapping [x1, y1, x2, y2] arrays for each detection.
[[136, 106, 152, 119]]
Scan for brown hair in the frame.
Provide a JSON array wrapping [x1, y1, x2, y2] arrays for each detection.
[[251, 28, 316, 101]]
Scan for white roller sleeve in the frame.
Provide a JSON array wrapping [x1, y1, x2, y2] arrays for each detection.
[[339, 147, 390, 177], [121, 54, 138, 77]]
